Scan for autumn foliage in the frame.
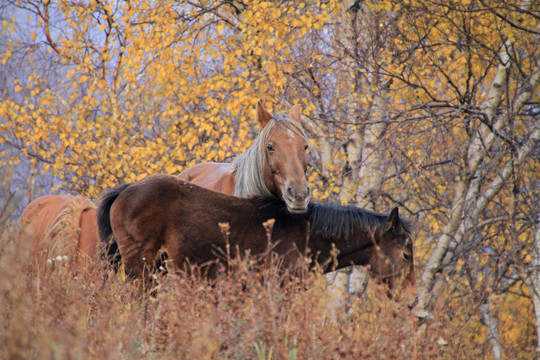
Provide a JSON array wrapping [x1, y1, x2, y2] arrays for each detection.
[[1, 0, 538, 358]]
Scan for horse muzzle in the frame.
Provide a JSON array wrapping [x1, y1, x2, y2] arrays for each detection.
[[283, 185, 310, 214]]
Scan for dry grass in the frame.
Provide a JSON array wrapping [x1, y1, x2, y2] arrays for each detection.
[[0, 222, 532, 359]]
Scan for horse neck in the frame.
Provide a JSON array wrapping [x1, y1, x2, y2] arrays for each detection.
[[231, 131, 274, 198], [307, 204, 390, 268], [309, 204, 386, 245]]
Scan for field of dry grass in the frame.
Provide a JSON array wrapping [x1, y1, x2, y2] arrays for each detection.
[[0, 222, 520, 359]]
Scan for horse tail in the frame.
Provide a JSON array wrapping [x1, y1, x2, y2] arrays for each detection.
[[46, 196, 96, 265], [97, 183, 129, 267]]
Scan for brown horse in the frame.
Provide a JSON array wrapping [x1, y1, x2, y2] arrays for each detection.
[[98, 175, 415, 294], [178, 102, 312, 213], [17, 195, 99, 269]]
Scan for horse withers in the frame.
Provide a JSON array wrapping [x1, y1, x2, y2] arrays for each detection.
[[178, 102, 312, 214], [98, 175, 415, 296], [17, 195, 99, 270]]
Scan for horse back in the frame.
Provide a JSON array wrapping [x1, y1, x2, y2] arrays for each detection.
[[110, 176, 205, 248], [177, 162, 235, 195], [18, 195, 76, 247]]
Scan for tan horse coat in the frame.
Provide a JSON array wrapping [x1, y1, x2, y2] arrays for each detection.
[[17, 195, 99, 269]]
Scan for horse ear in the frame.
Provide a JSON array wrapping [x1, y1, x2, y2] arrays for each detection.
[[288, 104, 302, 124], [388, 207, 403, 233], [256, 101, 272, 128]]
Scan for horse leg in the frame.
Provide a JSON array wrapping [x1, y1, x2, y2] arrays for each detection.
[[120, 235, 163, 288], [162, 241, 180, 275], [162, 232, 190, 276], [116, 234, 147, 281]]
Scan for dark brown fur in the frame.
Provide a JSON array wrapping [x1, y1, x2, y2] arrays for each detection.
[[98, 175, 415, 291]]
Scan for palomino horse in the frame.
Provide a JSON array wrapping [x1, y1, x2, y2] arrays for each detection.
[[97, 175, 415, 295], [178, 102, 311, 214], [17, 195, 99, 269]]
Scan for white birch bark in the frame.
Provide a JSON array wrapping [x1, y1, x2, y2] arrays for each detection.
[[415, 41, 540, 315], [480, 299, 503, 360], [527, 213, 540, 355], [356, 86, 390, 210], [414, 53, 510, 313], [336, 1, 391, 209], [324, 265, 370, 322], [337, 0, 363, 204], [298, 116, 334, 184]]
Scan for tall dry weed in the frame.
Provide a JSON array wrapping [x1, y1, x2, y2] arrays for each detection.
[[0, 220, 529, 359]]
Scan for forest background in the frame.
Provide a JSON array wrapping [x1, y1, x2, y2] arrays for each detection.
[[0, 0, 538, 358]]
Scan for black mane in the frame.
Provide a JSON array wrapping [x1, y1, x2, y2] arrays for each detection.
[[309, 203, 394, 242], [253, 198, 411, 243]]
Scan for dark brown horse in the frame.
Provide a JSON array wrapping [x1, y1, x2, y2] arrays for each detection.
[[17, 195, 99, 269], [178, 102, 311, 213], [98, 175, 415, 293]]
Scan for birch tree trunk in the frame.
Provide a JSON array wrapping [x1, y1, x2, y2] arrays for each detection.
[[480, 298, 502, 360], [337, 0, 363, 204], [336, 1, 392, 209], [415, 46, 540, 316], [355, 84, 389, 210], [528, 214, 540, 356]]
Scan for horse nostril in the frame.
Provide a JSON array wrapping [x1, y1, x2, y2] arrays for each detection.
[[287, 186, 310, 202], [286, 186, 294, 199]]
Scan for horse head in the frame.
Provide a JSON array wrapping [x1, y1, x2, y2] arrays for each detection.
[[368, 207, 416, 301], [257, 102, 311, 213], [323, 206, 416, 301]]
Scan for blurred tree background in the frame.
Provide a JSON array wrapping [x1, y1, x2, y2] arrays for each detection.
[[1, 0, 538, 357]]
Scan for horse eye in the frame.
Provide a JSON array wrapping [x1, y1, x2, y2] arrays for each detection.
[[267, 144, 275, 152], [403, 252, 412, 261], [304, 145, 308, 151]]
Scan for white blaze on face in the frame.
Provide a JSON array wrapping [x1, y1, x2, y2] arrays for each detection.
[[285, 129, 296, 139]]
